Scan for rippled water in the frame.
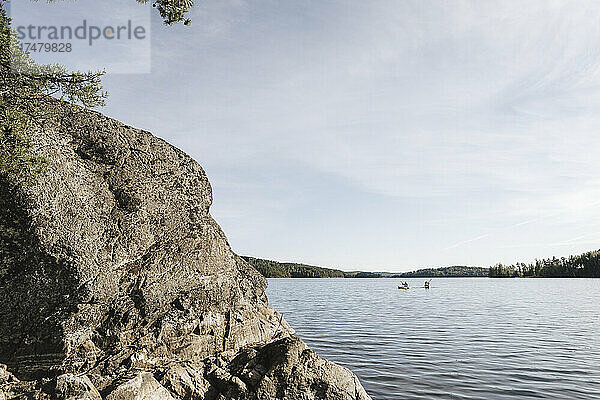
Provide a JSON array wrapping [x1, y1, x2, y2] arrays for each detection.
[[266, 278, 600, 400]]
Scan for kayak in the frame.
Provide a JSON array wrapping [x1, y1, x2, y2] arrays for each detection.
[[398, 286, 409, 290]]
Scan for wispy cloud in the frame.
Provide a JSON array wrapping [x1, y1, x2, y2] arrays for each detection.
[[444, 234, 490, 250]]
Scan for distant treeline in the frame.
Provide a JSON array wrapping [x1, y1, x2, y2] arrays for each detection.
[[489, 249, 600, 278], [244, 256, 492, 279], [343, 271, 383, 278], [246, 250, 600, 279], [242, 256, 345, 278], [390, 266, 489, 278]]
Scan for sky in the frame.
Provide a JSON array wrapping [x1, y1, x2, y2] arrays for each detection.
[[15, 0, 600, 271]]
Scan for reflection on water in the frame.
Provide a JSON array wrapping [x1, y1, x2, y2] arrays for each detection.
[[266, 278, 600, 400]]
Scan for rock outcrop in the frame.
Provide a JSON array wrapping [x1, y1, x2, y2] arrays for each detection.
[[0, 103, 371, 399]]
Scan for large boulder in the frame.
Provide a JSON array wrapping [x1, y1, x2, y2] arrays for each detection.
[[216, 336, 371, 400], [105, 373, 174, 400], [0, 103, 371, 399]]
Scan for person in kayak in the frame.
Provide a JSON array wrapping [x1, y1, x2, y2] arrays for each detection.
[[424, 280, 430, 289]]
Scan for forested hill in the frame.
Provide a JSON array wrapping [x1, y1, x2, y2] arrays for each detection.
[[242, 256, 345, 278], [489, 249, 600, 278], [390, 266, 489, 278]]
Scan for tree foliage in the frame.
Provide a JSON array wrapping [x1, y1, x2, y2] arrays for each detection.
[[0, 1, 105, 180], [137, 0, 194, 26], [44, 0, 194, 26], [489, 249, 600, 278]]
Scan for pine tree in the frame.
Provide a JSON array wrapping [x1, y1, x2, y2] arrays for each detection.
[[0, 1, 105, 181]]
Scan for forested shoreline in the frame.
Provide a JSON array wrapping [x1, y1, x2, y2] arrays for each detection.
[[246, 249, 600, 279], [391, 266, 488, 278], [488, 249, 600, 278], [244, 256, 490, 278]]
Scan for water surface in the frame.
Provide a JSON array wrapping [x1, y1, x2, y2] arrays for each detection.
[[266, 278, 600, 399]]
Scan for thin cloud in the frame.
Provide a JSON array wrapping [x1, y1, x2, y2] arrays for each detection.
[[444, 234, 490, 250]]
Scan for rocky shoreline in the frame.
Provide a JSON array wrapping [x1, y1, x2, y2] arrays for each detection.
[[0, 103, 371, 400]]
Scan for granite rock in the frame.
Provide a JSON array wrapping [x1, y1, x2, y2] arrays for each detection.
[[0, 103, 371, 400]]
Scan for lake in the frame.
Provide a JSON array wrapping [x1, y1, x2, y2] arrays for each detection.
[[266, 278, 600, 400]]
